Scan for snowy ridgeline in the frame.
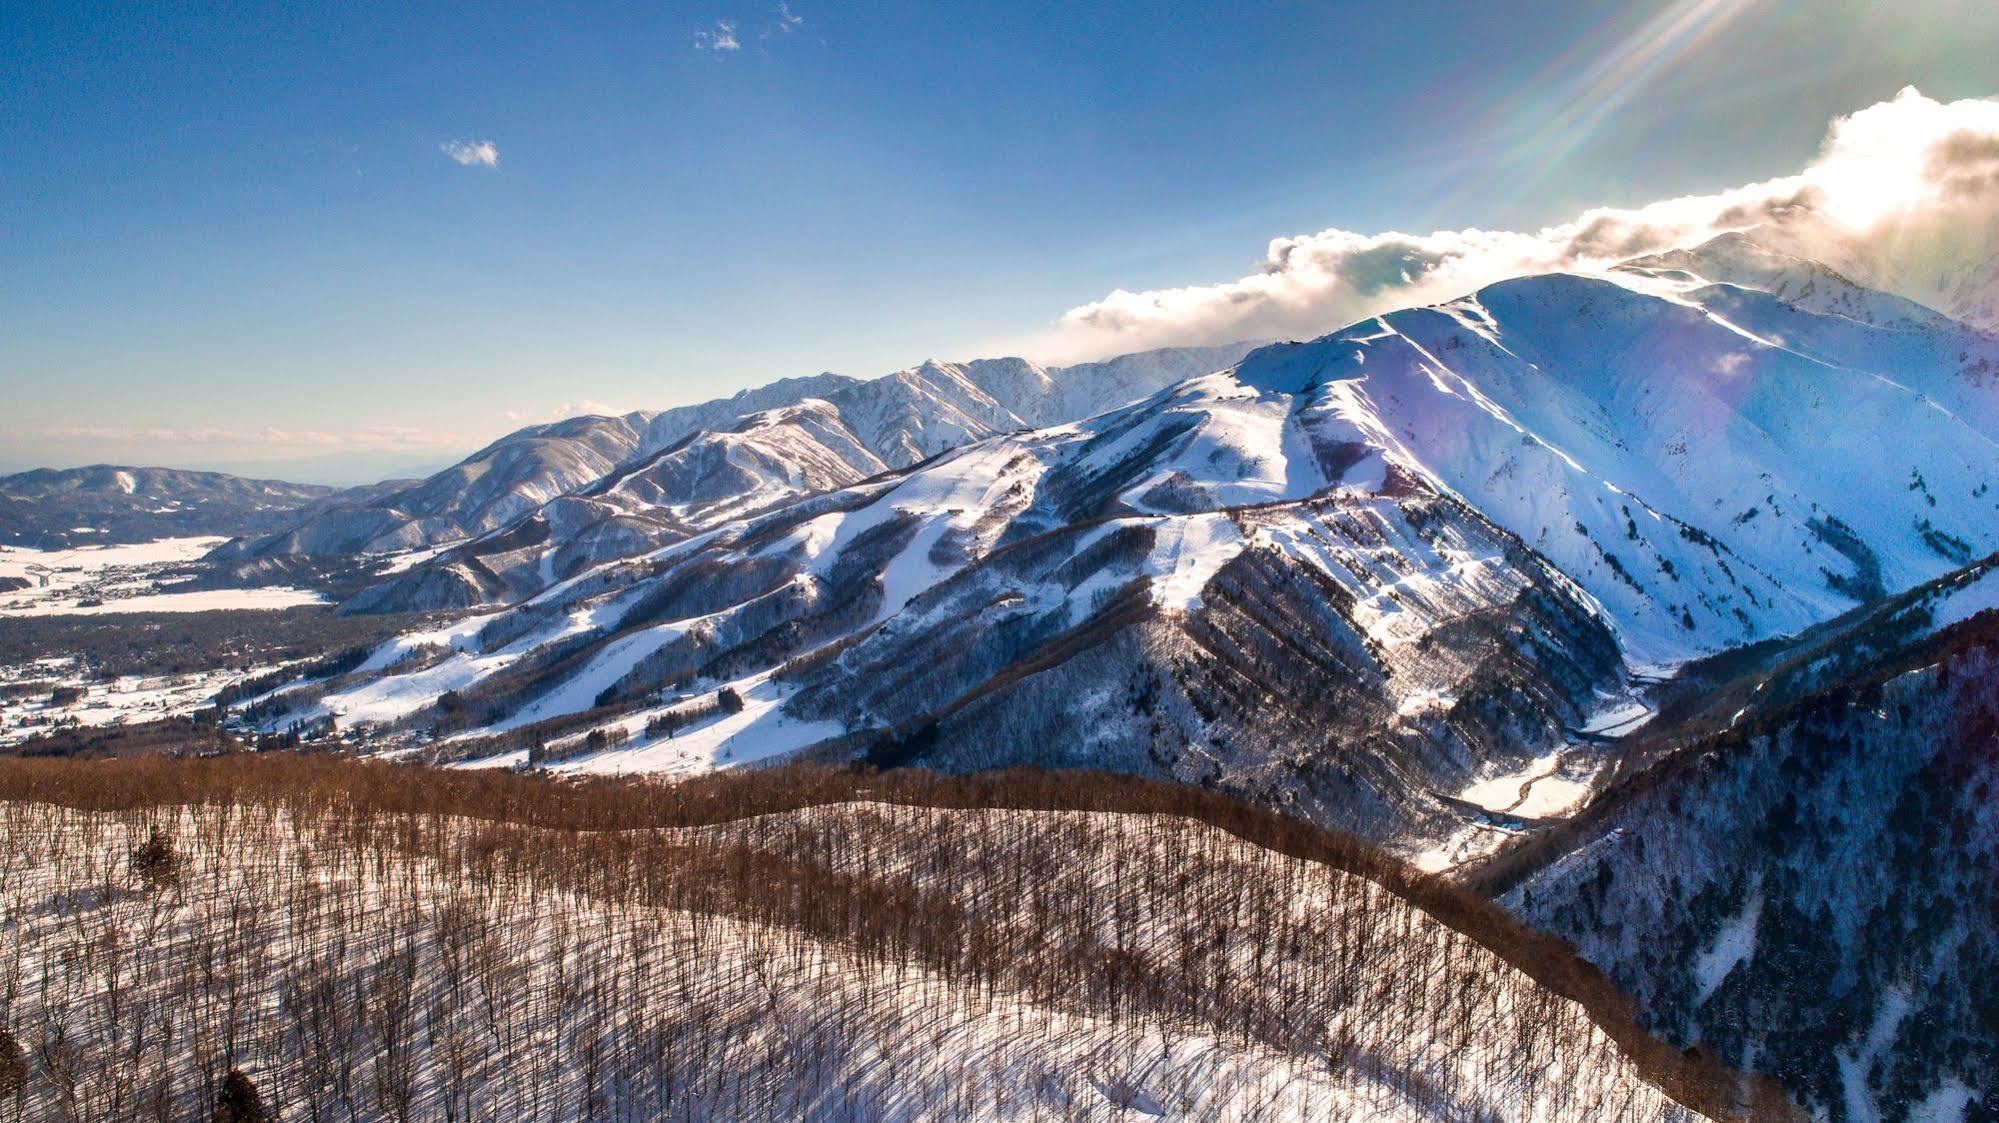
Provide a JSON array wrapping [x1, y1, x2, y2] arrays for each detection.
[[0, 795, 1720, 1122]]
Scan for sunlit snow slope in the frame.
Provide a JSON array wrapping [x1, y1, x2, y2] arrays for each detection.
[[242, 236, 1999, 848]]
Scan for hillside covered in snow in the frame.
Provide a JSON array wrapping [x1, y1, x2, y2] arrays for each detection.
[[0, 754, 1784, 1121], [215, 342, 1258, 599], [1481, 555, 1999, 1122]]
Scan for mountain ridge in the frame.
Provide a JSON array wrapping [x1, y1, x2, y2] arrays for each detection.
[[309, 342, 1264, 612], [0, 464, 402, 548]]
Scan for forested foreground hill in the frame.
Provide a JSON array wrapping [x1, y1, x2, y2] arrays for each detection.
[[0, 757, 1795, 1122]]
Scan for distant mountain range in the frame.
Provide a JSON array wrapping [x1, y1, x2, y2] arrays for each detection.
[[212, 343, 1260, 606], [0, 465, 406, 548]]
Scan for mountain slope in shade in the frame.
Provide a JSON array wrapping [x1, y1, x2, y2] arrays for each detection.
[[0, 465, 397, 548], [1488, 557, 1999, 1122], [332, 343, 1261, 612]]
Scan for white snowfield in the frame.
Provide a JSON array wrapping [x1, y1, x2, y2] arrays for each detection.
[[242, 235, 1999, 845], [0, 536, 326, 616], [0, 796, 1712, 1121]]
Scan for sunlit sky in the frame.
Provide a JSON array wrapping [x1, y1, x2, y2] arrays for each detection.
[[4, 0, 1995, 483]]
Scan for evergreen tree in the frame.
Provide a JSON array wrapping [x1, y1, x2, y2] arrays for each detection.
[[0, 1026, 25, 1111], [214, 1068, 271, 1123], [131, 827, 181, 891]]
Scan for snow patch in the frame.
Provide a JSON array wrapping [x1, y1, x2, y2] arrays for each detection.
[[1693, 882, 1764, 1003]]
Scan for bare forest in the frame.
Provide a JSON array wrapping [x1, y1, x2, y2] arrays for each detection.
[[0, 755, 1794, 1121]]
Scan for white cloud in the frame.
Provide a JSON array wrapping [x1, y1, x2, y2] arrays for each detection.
[[770, 2, 802, 33], [11, 424, 478, 457], [440, 139, 500, 168], [1046, 89, 1999, 360], [694, 20, 741, 51], [500, 400, 630, 425], [0, 424, 488, 483]]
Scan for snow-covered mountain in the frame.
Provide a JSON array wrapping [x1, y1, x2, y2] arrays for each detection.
[[1744, 218, 1999, 337], [236, 236, 1999, 858], [220, 345, 1254, 566], [1234, 247, 1999, 666], [1616, 232, 1964, 333], [0, 465, 387, 548], [320, 343, 1261, 612], [252, 368, 1629, 840]]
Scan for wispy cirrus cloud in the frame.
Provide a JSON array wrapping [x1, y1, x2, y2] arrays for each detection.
[[1041, 88, 1999, 360], [694, 20, 740, 52], [440, 139, 500, 168], [697, 6, 804, 55]]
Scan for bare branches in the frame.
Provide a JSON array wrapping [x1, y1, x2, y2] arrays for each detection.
[[0, 755, 1787, 1121]]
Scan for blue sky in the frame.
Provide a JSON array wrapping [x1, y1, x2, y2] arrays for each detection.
[[3, 0, 1995, 482]]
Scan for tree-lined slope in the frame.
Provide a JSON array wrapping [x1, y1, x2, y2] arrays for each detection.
[[0, 756, 1789, 1121], [1482, 559, 1999, 1122]]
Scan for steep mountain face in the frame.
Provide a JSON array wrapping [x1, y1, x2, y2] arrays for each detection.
[[235, 243, 1999, 866], [335, 343, 1259, 612], [1492, 561, 1999, 1122], [0, 465, 369, 547], [1269, 270, 1999, 666]]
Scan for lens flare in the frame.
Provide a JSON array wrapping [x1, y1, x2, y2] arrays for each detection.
[[1444, 0, 1760, 218]]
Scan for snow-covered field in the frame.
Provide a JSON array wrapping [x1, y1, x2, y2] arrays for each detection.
[[1410, 684, 1661, 873], [0, 790, 1713, 1121], [0, 656, 266, 745], [1459, 751, 1597, 820], [0, 537, 326, 616]]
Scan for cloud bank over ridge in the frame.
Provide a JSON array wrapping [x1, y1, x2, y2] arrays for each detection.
[[1048, 89, 1999, 358]]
